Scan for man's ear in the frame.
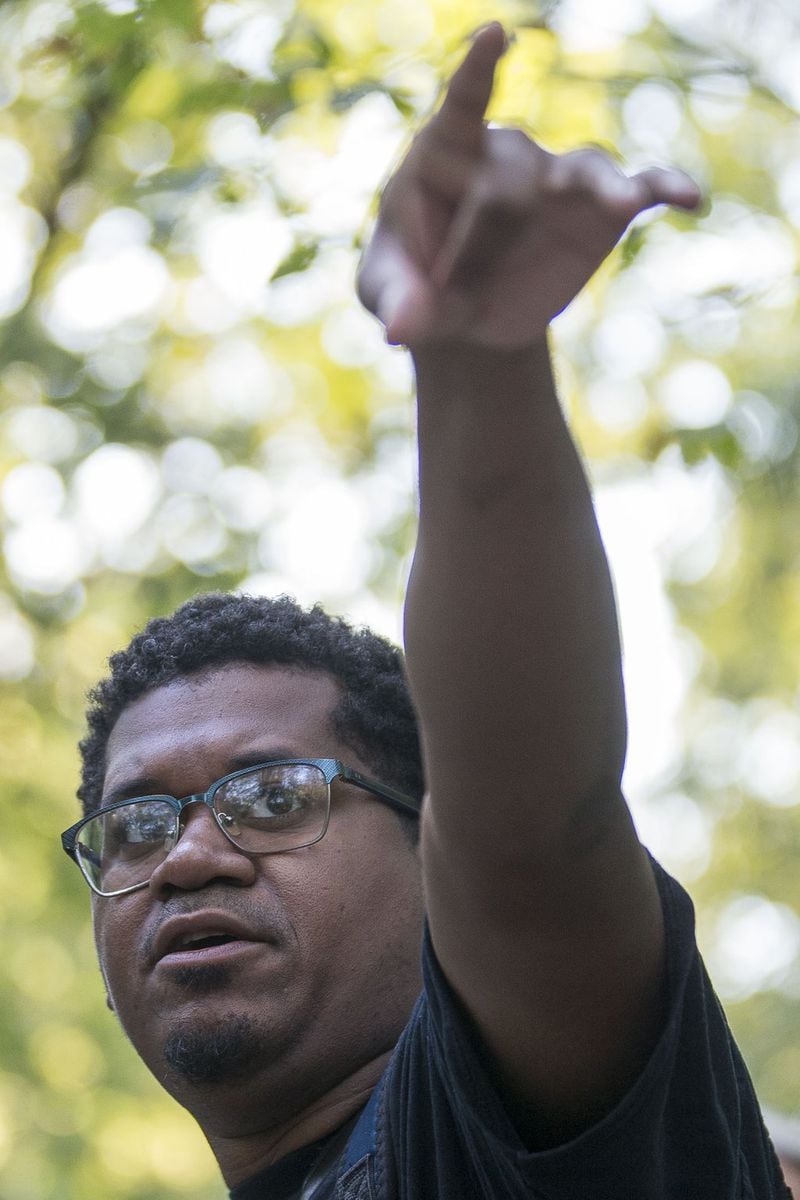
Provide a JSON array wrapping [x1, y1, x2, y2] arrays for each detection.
[[97, 960, 115, 1011]]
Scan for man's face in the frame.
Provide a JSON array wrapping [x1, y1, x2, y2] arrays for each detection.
[[92, 662, 424, 1136]]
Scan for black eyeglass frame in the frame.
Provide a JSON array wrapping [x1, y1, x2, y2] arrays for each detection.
[[62, 757, 421, 897]]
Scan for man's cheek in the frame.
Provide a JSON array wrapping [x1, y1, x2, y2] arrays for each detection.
[[93, 916, 132, 1018]]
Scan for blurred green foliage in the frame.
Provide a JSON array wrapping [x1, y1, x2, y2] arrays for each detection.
[[0, 0, 798, 1195]]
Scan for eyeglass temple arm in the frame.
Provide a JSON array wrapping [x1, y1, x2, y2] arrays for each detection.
[[61, 827, 101, 868], [342, 767, 421, 818], [61, 834, 103, 880]]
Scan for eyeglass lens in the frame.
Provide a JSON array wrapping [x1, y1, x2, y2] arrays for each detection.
[[76, 763, 330, 894]]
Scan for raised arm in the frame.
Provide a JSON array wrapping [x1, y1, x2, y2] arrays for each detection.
[[358, 24, 701, 1144]]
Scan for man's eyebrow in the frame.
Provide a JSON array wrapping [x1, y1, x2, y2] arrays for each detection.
[[102, 777, 164, 805], [101, 750, 310, 806], [227, 748, 307, 770]]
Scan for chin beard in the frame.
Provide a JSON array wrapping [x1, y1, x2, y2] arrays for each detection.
[[163, 1014, 260, 1085]]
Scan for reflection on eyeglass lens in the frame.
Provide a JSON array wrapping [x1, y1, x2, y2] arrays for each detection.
[[219, 765, 322, 830], [76, 763, 332, 891]]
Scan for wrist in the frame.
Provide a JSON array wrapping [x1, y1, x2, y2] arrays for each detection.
[[410, 336, 555, 406]]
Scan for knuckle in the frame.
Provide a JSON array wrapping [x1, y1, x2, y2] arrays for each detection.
[[490, 127, 540, 171], [477, 138, 544, 213], [493, 126, 533, 151], [546, 147, 624, 195], [474, 180, 526, 219]]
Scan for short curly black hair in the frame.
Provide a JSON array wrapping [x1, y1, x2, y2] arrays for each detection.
[[78, 593, 424, 834]]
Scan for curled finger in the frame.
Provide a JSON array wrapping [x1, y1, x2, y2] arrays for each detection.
[[630, 166, 703, 213], [431, 182, 528, 290], [545, 149, 645, 222], [357, 226, 437, 344]]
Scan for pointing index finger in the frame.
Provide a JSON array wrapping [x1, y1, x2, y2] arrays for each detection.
[[430, 23, 509, 151]]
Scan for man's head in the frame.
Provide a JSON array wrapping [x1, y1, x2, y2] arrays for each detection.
[[77, 594, 426, 1166], [79, 591, 424, 818]]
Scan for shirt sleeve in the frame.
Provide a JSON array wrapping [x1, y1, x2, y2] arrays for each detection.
[[378, 858, 789, 1200]]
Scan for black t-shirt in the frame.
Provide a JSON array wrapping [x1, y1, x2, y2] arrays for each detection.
[[233, 861, 789, 1199], [231, 1136, 333, 1200]]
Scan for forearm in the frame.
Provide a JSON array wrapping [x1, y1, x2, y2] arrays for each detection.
[[357, 21, 697, 877], [405, 338, 627, 859], [357, 27, 690, 1110]]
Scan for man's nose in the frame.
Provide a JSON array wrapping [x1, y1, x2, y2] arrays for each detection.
[[148, 803, 257, 896]]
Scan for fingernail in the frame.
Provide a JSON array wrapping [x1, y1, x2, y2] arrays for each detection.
[[469, 21, 514, 50]]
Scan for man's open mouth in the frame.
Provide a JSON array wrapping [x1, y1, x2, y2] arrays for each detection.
[[174, 932, 240, 952], [152, 911, 266, 964]]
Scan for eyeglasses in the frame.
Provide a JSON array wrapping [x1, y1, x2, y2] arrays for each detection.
[[62, 758, 420, 897]]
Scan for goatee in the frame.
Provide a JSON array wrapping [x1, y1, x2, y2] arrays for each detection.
[[163, 1015, 258, 1085]]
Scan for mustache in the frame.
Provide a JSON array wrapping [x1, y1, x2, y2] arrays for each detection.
[[141, 886, 290, 962]]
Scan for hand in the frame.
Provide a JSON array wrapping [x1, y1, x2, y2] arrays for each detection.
[[357, 22, 702, 350]]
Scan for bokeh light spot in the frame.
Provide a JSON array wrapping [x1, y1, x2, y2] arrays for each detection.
[[2, 462, 64, 521], [658, 359, 733, 429], [73, 444, 161, 544], [710, 895, 800, 1001], [4, 517, 88, 594], [0, 137, 32, 193], [0, 595, 35, 680]]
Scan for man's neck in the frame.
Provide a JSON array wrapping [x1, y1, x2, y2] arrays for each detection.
[[203, 1051, 392, 1188]]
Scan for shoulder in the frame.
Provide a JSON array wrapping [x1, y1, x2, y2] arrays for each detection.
[[363, 859, 785, 1199]]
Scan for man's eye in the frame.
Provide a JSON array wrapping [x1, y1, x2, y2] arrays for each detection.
[[226, 784, 304, 817], [111, 805, 171, 844], [261, 787, 303, 816]]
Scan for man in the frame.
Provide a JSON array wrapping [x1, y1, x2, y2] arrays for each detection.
[[62, 23, 790, 1199]]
